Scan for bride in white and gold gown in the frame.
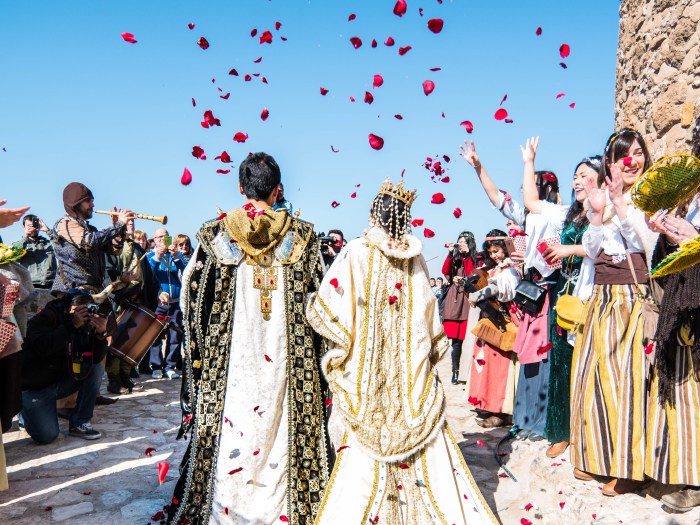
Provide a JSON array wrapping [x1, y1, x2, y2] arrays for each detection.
[[307, 180, 498, 525]]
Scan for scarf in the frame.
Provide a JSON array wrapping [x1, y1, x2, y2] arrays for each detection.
[[223, 206, 291, 257]]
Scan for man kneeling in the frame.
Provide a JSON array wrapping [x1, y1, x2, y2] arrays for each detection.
[[20, 290, 109, 443]]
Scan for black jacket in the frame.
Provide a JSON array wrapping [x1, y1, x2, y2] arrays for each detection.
[[21, 299, 108, 390]]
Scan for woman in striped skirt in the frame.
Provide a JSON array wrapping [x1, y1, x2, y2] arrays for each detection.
[[570, 129, 657, 496], [645, 192, 700, 513]]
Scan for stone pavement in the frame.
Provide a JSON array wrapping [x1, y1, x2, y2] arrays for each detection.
[[1, 358, 699, 524]]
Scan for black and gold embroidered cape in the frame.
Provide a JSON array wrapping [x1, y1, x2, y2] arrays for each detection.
[[167, 216, 330, 525]]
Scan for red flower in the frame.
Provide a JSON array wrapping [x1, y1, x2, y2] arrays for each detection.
[[453, 208, 462, 218], [423, 228, 435, 238], [158, 461, 169, 484], [350, 36, 362, 49], [368, 134, 384, 150], [120, 32, 137, 44], [398, 46, 412, 55], [385, 36, 395, 46], [422, 80, 435, 95], [427, 18, 444, 33], [145, 447, 156, 456], [181, 168, 192, 186], [389, 295, 398, 305], [494, 108, 508, 121], [348, 13, 356, 21], [188, 23, 195, 30], [373, 74, 384, 88], [536, 27, 542, 36], [559, 43, 570, 58], [364, 91, 374, 104], [261, 107, 270, 121], [411, 219, 424, 227], [320, 87, 329, 95], [197, 36, 210, 50], [431, 192, 445, 204], [393, 0, 407, 17], [461, 120, 474, 133], [233, 132, 249, 143], [192, 145, 206, 160]]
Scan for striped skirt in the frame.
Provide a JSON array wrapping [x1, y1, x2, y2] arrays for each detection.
[[646, 340, 700, 485], [569, 284, 647, 480]]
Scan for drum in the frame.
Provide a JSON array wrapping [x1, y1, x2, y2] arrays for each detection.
[[108, 304, 167, 367]]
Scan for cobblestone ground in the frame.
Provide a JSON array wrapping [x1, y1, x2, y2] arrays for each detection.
[[1, 357, 699, 524]]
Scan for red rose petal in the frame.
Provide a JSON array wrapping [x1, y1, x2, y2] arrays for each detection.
[[460, 120, 474, 133], [330, 145, 340, 153], [253, 449, 260, 456], [505, 118, 514, 123], [592, 514, 597, 520], [253, 56, 262, 63], [151, 511, 165, 521], [430, 67, 442, 71], [348, 13, 356, 21], [521, 520, 532, 525], [216, 169, 231, 174], [253, 405, 260, 412], [453, 208, 462, 218], [468, 396, 478, 404], [368, 133, 384, 150], [202, 109, 221, 127], [393, 114, 404, 120], [280, 517, 289, 523], [559, 502, 566, 509], [259, 30, 273, 44], [422, 80, 435, 95], [224, 507, 229, 515], [244, 74, 252, 81], [331, 201, 340, 208], [559, 62, 568, 69], [393, 0, 407, 17], [191, 98, 196, 107], [337, 445, 350, 452], [441, 176, 450, 183], [251, 28, 258, 37], [395, 283, 402, 290], [411, 219, 424, 227], [399, 463, 409, 469], [559, 43, 570, 58], [389, 295, 398, 305], [229, 68, 239, 76], [350, 192, 357, 198], [569, 103, 576, 108], [419, 8, 424, 16], [397, 484, 403, 490], [157, 462, 169, 484], [556, 93, 566, 99], [320, 87, 329, 95], [228, 467, 243, 475], [427, 18, 444, 33], [261, 107, 269, 121], [537, 342, 554, 355], [181, 168, 192, 186], [477, 440, 485, 447], [371, 39, 377, 48], [197, 36, 209, 50], [280, 37, 287, 42], [188, 23, 195, 30], [398, 45, 412, 55], [495, 108, 508, 120], [262, 77, 268, 84], [500, 94, 508, 106], [220, 92, 230, 100], [536, 26, 542, 36], [431, 192, 445, 204], [215, 151, 231, 163], [350, 36, 362, 49], [524, 503, 533, 511], [120, 32, 137, 44], [145, 447, 156, 456], [264, 354, 272, 362], [476, 358, 486, 366], [233, 132, 249, 143], [385, 36, 395, 46], [325, 397, 333, 406], [644, 343, 654, 354], [424, 228, 435, 238], [275, 21, 282, 30], [373, 74, 384, 88], [363, 91, 374, 104]]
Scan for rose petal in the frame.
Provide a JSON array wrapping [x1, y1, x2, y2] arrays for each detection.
[[320, 87, 329, 95], [453, 208, 462, 218], [560, 62, 568, 69], [331, 201, 340, 208], [120, 32, 137, 44], [397, 484, 403, 489], [536, 26, 542, 36], [191, 97, 196, 107], [259, 30, 273, 44], [364, 91, 374, 104], [337, 445, 350, 452], [145, 447, 156, 456], [411, 219, 424, 227], [399, 463, 409, 469], [441, 176, 450, 183], [385, 36, 395, 46], [476, 358, 486, 366], [556, 93, 566, 99], [220, 92, 230, 100], [261, 107, 269, 121], [251, 28, 258, 37], [569, 102, 576, 108], [253, 449, 260, 456], [524, 503, 533, 511], [422, 80, 435, 96], [348, 13, 356, 21], [264, 354, 272, 362], [427, 18, 444, 33], [559, 43, 570, 58], [215, 151, 231, 163], [253, 405, 260, 412], [197, 36, 210, 50], [158, 461, 169, 484], [350, 36, 362, 49], [423, 228, 435, 238], [280, 516, 289, 523], [216, 169, 231, 174], [229, 68, 239, 76], [521, 520, 532, 525], [188, 23, 195, 30], [203, 109, 221, 127], [476, 440, 485, 447], [419, 7, 424, 16], [181, 168, 192, 186], [393, 0, 407, 17], [228, 467, 243, 475], [468, 395, 479, 404], [537, 342, 554, 355], [389, 295, 398, 305], [373, 74, 384, 88], [644, 343, 654, 354], [233, 132, 249, 143], [398, 45, 412, 55], [325, 396, 333, 405], [500, 94, 508, 106], [262, 76, 268, 84], [505, 118, 513, 123], [368, 133, 384, 150], [151, 511, 165, 521], [275, 21, 282, 30], [244, 74, 252, 81], [253, 56, 262, 63], [559, 502, 566, 509], [431, 192, 445, 204], [494, 108, 508, 120], [330, 145, 340, 153], [371, 39, 377, 48], [350, 192, 357, 198], [395, 283, 402, 290], [460, 120, 474, 133]]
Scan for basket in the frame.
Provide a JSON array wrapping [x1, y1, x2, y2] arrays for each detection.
[[631, 154, 700, 214], [651, 234, 700, 279]]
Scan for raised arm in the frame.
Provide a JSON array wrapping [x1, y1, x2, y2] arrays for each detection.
[[460, 141, 500, 207], [520, 136, 543, 214]]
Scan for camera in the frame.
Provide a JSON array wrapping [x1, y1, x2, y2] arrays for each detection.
[[85, 303, 101, 315], [31, 218, 40, 229], [318, 233, 336, 256]]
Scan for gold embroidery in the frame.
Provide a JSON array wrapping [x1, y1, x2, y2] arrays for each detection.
[[252, 264, 278, 321]]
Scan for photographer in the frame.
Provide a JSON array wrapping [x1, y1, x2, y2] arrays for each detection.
[[20, 290, 109, 443], [16, 214, 56, 289], [441, 231, 478, 384], [319, 229, 345, 268]]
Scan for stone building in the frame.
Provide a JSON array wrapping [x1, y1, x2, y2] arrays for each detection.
[[615, 0, 700, 157]]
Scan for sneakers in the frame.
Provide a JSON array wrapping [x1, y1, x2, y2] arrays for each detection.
[[661, 486, 700, 513], [152, 370, 164, 379], [166, 370, 181, 380], [69, 423, 102, 440]]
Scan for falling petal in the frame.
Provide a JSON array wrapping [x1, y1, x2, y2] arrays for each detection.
[[556, 93, 565, 99], [261, 107, 269, 121], [393, 0, 407, 17], [537, 342, 554, 355], [441, 112, 445, 118], [476, 440, 485, 447], [350, 36, 362, 49], [419, 7, 424, 16], [495, 108, 508, 120], [559, 62, 568, 69], [569, 103, 576, 108], [442, 176, 450, 183], [188, 23, 195, 30], [320, 87, 329, 95], [152, 511, 165, 521], [505, 118, 513, 123], [253, 449, 260, 456], [427, 18, 444, 33], [215, 151, 231, 163], [145, 447, 156, 456], [251, 28, 258, 37], [411, 219, 424, 227], [275, 21, 282, 30], [197, 36, 209, 49], [398, 45, 412, 55], [368, 133, 384, 150], [536, 27, 542, 36], [220, 93, 230, 100], [431, 192, 445, 204], [216, 169, 231, 174], [330, 145, 340, 153], [280, 36, 287, 41], [229, 68, 239, 76], [349, 96, 355, 102], [521, 520, 533, 525], [337, 445, 350, 452], [259, 30, 272, 44], [373, 74, 384, 88], [429, 67, 442, 71], [192, 146, 206, 160], [325, 396, 334, 405], [385, 36, 395, 46], [233, 132, 249, 143], [371, 39, 377, 48], [422, 80, 435, 95], [348, 13, 356, 21], [350, 192, 357, 198], [559, 502, 566, 510], [394, 114, 403, 120], [559, 43, 570, 58], [228, 467, 243, 475], [453, 208, 462, 218], [244, 74, 252, 81], [120, 32, 137, 44], [280, 517, 289, 523], [388, 295, 398, 305], [395, 283, 403, 290], [524, 503, 533, 511], [476, 358, 486, 365], [364, 91, 374, 104], [424, 228, 435, 238], [262, 77, 268, 84], [203, 109, 221, 127], [158, 462, 169, 484], [253, 56, 262, 63], [331, 201, 340, 208], [460, 120, 474, 133], [191, 98, 196, 107], [181, 168, 192, 186], [500, 94, 508, 106]]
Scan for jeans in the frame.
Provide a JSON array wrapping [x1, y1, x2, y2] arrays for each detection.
[[20, 364, 103, 444], [149, 303, 182, 372]]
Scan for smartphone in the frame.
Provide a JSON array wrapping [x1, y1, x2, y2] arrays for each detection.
[[163, 235, 172, 247], [504, 238, 516, 256]]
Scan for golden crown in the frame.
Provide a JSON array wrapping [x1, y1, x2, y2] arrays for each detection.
[[378, 178, 418, 206]]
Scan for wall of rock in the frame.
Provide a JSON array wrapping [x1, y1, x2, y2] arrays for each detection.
[[616, 0, 700, 158]]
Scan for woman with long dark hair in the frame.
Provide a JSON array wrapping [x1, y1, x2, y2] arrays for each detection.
[[441, 231, 477, 384]]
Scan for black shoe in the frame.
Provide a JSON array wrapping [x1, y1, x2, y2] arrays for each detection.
[[95, 395, 118, 406], [451, 370, 459, 385], [107, 384, 129, 395], [69, 423, 102, 440]]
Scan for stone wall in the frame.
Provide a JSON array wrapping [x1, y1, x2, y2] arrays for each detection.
[[616, 0, 700, 158]]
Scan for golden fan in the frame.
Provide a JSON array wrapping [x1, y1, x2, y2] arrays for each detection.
[[631, 154, 700, 214], [651, 234, 700, 279]]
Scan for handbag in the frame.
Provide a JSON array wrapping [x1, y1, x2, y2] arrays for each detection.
[[513, 278, 546, 315], [471, 317, 518, 351], [623, 248, 660, 350], [556, 252, 585, 332]]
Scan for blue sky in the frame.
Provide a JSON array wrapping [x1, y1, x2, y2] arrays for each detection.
[[0, 1, 620, 275]]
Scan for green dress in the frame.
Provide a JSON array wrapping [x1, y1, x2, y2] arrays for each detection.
[[544, 221, 587, 443]]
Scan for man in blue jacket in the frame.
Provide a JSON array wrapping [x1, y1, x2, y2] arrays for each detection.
[[147, 228, 186, 379]]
